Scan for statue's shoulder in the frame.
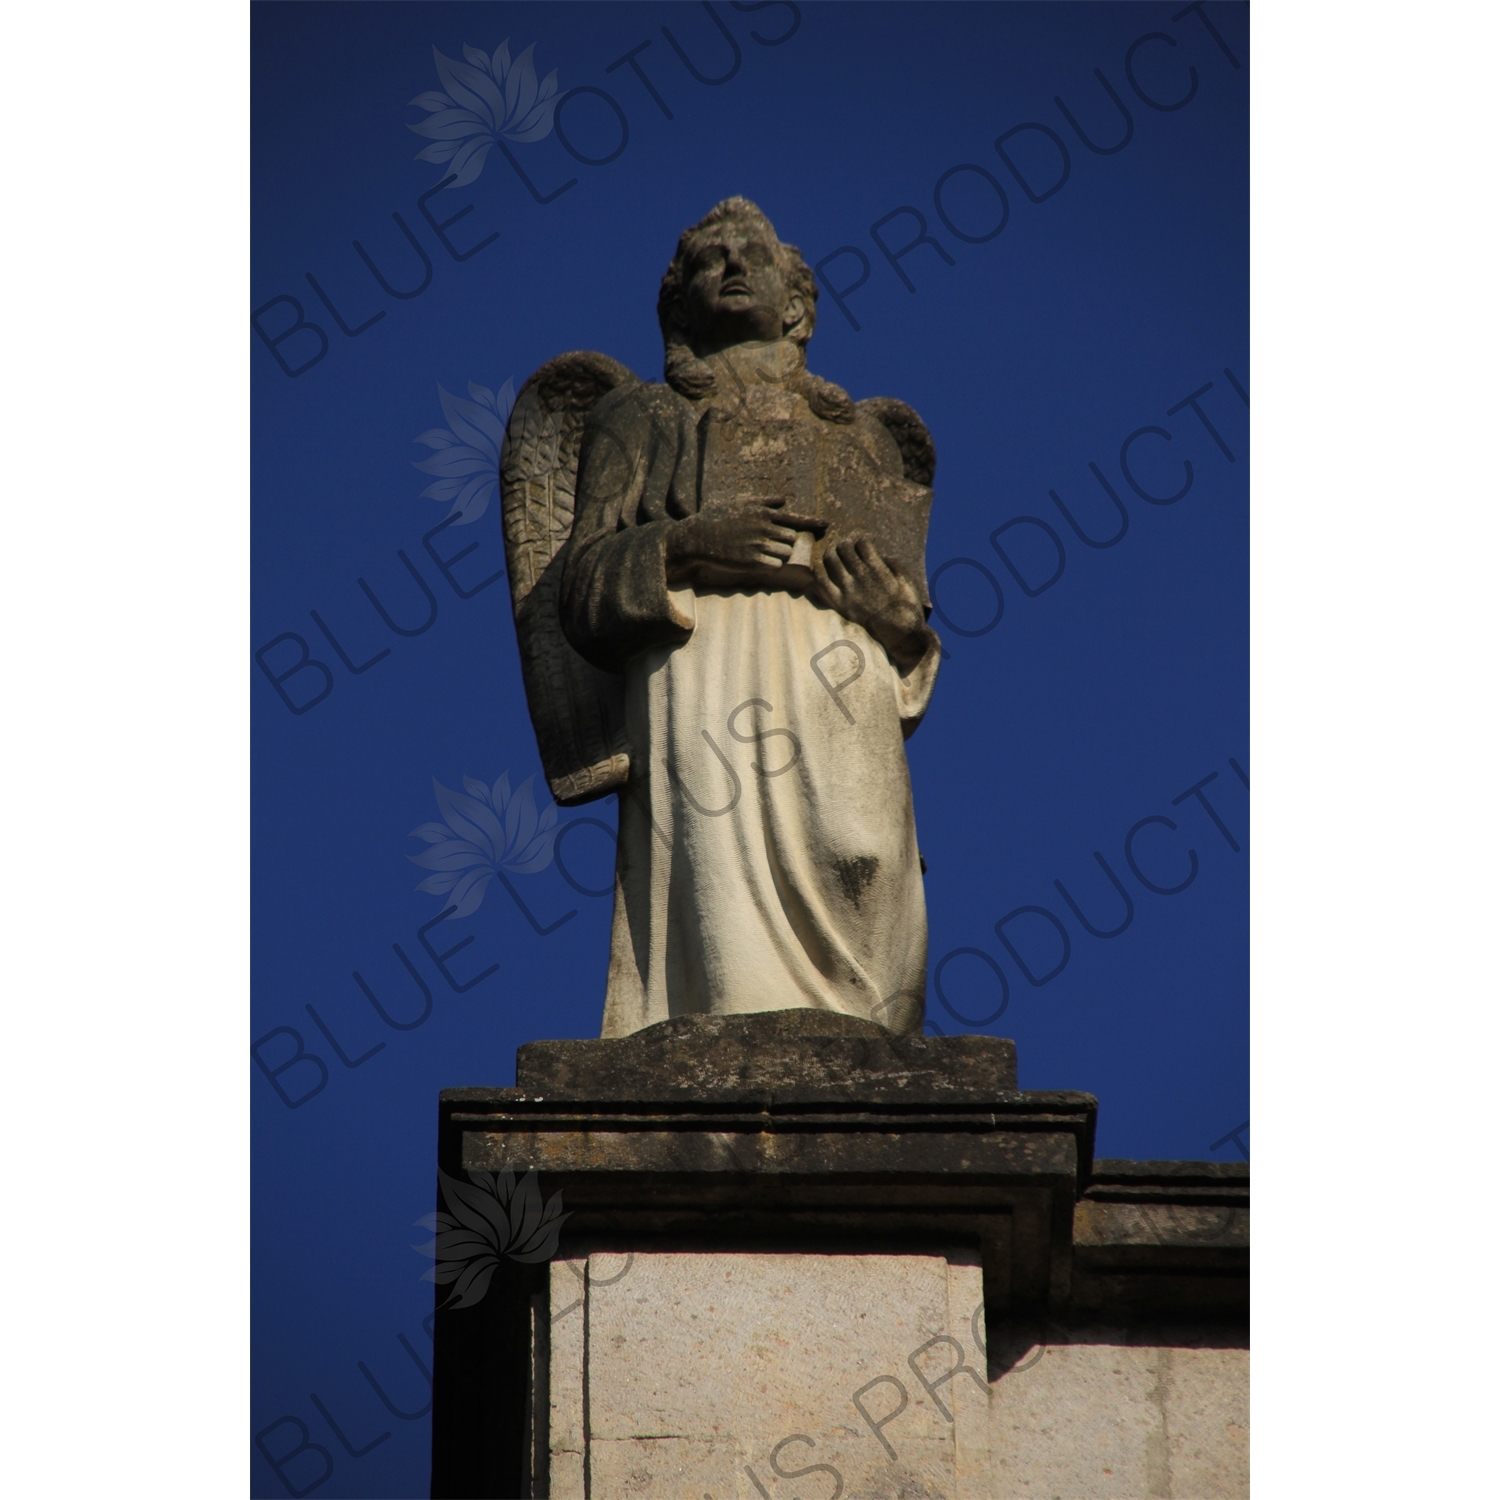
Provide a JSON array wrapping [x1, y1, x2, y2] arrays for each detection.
[[506, 352, 691, 460], [586, 375, 695, 436], [854, 396, 937, 487]]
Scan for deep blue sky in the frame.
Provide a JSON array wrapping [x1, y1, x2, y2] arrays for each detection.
[[252, 3, 1247, 1494]]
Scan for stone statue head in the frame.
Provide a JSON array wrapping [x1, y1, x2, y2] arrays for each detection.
[[657, 197, 851, 419], [658, 197, 817, 354]]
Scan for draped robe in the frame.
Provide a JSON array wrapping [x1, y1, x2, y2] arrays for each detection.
[[560, 346, 940, 1038]]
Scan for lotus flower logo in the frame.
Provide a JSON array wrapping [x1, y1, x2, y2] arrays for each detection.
[[414, 1169, 570, 1309], [413, 379, 514, 526], [409, 41, 560, 188], [409, 772, 559, 919]]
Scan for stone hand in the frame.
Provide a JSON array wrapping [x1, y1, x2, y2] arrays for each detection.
[[814, 535, 934, 671], [666, 497, 825, 582]]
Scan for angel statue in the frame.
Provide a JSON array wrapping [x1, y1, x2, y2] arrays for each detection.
[[499, 198, 941, 1038]]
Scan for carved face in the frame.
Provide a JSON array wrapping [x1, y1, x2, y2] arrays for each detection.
[[679, 225, 806, 350]]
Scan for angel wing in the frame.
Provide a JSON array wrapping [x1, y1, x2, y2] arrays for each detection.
[[856, 396, 936, 486], [500, 351, 640, 806], [854, 396, 937, 610]]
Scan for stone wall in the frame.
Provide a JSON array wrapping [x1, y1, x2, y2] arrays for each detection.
[[988, 1324, 1248, 1499], [539, 1250, 1247, 1499], [430, 1017, 1249, 1499]]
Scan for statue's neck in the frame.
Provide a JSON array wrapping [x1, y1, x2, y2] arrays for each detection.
[[701, 339, 804, 389]]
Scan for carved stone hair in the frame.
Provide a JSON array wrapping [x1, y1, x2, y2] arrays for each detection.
[[657, 197, 854, 423]]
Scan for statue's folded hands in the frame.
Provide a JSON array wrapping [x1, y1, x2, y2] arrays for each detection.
[[813, 534, 936, 672], [664, 495, 827, 586]]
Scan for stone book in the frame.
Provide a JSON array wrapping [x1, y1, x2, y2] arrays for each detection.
[[692, 385, 934, 598]]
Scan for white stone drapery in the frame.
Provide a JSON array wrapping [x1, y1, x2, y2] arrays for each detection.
[[600, 585, 938, 1037]]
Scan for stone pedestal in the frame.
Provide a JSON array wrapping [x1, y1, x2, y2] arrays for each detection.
[[430, 1013, 1248, 1499], [548, 1247, 991, 1498]]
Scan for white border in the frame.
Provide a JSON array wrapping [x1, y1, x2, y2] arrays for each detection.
[[2, 0, 248, 1493], [1255, 0, 1496, 1492]]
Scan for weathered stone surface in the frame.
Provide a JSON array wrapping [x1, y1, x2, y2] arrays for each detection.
[[466, 1124, 1082, 1187], [985, 1325, 1248, 1498], [430, 1030, 1249, 1497], [515, 1010, 1018, 1103], [540, 1253, 1249, 1498], [1071, 1161, 1250, 1319], [547, 1248, 991, 1500], [1159, 1342, 1250, 1499], [442, 1014, 1092, 1326]]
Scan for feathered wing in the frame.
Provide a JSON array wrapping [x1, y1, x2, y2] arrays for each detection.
[[856, 397, 936, 487], [856, 396, 937, 610], [500, 351, 640, 806]]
